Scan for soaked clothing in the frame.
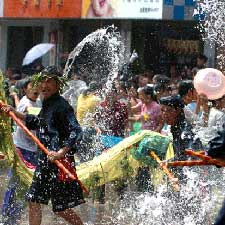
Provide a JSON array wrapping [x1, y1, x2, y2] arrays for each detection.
[[25, 93, 84, 212], [171, 112, 188, 160], [171, 111, 202, 160], [26, 165, 84, 212], [195, 108, 225, 146]]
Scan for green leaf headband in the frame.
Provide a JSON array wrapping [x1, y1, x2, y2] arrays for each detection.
[[32, 73, 68, 93]]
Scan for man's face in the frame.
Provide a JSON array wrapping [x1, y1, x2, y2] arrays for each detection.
[[138, 75, 149, 87], [161, 105, 180, 125], [92, 0, 109, 16], [197, 58, 205, 67], [183, 89, 197, 105], [40, 78, 59, 100]]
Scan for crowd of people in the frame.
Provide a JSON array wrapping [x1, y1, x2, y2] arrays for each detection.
[[0, 52, 225, 225]]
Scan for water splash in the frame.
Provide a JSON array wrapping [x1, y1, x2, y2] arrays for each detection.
[[194, 0, 225, 69], [62, 17, 225, 225], [63, 25, 124, 83], [97, 167, 225, 225]]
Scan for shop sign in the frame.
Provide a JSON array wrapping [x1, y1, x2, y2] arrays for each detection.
[[82, 0, 163, 19], [0, 0, 3, 17], [21, 0, 63, 7], [4, 0, 81, 18]]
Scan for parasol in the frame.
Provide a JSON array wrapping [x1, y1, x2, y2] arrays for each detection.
[[22, 43, 55, 66]]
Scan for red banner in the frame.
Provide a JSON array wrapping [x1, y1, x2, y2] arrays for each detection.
[[4, 0, 82, 18]]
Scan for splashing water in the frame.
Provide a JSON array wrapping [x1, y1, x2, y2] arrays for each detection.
[[63, 25, 124, 83], [194, 0, 225, 69], [83, 166, 225, 225], [62, 25, 125, 114], [62, 22, 225, 225]]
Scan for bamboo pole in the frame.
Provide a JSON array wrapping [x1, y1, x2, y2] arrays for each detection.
[[149, 151, 180, 191], [0, 100, 89, 194], [185, 149, 225, 167], [167, 160, 213, 167]]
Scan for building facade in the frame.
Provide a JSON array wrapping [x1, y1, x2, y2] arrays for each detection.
[[0, 0, 215, 73]]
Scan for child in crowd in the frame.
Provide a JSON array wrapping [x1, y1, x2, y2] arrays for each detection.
[[1, 78, 41, 225], [95, 87, 128, 138], [115, 81, 129, 105]]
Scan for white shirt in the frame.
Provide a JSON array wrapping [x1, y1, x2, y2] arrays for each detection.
[[194, 107, 225, 146], [13, 96, 42, 152]]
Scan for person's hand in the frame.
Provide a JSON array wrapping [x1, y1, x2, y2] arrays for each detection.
[[197, 94, 209, 113], [95, 127, 102, 135], [10, 91, 17, 97], [159, 160, 168, 167], [0, 102, 15, 113], [48, 149, 67, 162], [134, 114, 142, 121]]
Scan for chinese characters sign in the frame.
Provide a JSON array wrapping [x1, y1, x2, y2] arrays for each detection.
[[82, 0, 163, 19], [4, 0, 81, 18]]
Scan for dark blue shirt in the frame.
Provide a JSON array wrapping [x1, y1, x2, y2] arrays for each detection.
[[26, 93, 82, 166]]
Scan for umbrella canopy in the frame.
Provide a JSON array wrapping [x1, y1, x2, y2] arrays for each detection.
[[22, 43, 55, 66], [63, 26, 124, 82]]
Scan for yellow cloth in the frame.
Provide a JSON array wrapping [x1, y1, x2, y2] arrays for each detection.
[[1, 74, 175, 191], [76, 94, 99, 126], [0, 72, 34, 186], [0, 75, 174, 192], [76, 130, 174, 189]]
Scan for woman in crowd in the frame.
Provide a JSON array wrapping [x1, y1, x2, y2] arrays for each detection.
[[131, 85, 162, 133]]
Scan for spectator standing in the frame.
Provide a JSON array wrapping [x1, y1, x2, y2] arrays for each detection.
[[1, 79, 41, 225]]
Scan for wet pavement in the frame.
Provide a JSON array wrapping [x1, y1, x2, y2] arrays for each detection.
[[0, 160, 119, 225], [1, 159, 224, 225]]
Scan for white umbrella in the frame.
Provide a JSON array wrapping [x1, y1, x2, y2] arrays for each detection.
[[22, 43, 55, 66]]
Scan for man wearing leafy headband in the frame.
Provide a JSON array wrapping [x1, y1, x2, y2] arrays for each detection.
[[3, 66, 84, 225]]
